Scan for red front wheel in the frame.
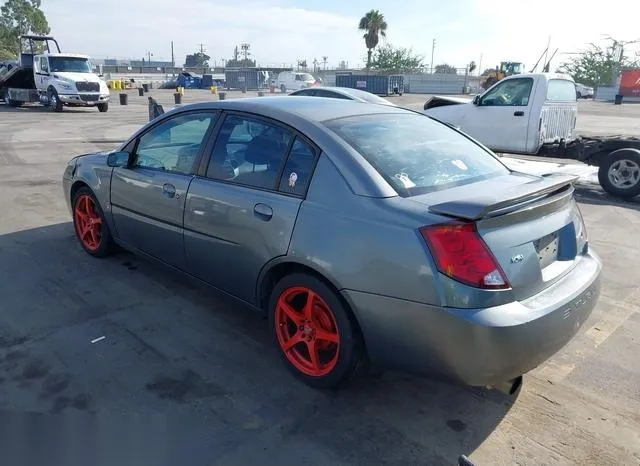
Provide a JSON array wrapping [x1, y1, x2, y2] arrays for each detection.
[[72, 187, 115, 257], [269, 273, 363, 388]]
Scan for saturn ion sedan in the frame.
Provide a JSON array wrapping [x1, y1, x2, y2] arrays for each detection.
[[63, 97, 601, 391]]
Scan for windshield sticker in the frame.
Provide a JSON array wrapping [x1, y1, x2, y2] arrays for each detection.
[[393, 173, 416, 188]]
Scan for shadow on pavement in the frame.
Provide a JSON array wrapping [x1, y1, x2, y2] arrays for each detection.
[[0, 222, 514, 465], [574, 182, 640, 212]]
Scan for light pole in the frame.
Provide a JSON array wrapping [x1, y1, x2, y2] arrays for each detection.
[[430, 39, 436, 73]]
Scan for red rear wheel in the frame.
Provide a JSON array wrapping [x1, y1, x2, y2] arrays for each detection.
[[72, 187, 114, 257], [269, 273, 362, 388]]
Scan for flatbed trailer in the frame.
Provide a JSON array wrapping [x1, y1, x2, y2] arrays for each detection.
[[536, 136, 640, 198]]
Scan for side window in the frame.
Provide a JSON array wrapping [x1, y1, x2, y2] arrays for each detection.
[[293, 89, 316, 96], [481, 78, 533, 107], [40, 57, 49, 73], [278, 138, 317, 196], [206, 115, 293, 190], [134, 112, 216, 174], [547, 79, 577, 102]]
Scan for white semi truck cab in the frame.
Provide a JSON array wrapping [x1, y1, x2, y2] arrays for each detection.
[[0, 35, 110, 112]]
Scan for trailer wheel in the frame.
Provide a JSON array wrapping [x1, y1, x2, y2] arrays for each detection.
[[48, 88, 63, 112], [598, 148, 640, 199]]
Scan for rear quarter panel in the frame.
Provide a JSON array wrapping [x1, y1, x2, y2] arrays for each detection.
[[288, 154, 441, 305]]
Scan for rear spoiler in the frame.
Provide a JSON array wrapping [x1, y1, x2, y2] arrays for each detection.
[[428, 173, 579, 221]]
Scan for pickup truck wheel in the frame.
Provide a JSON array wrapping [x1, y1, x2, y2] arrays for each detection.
[[598, 149, 640, 198], [48, 89, 63, 112], [97, 102, 109, 113]]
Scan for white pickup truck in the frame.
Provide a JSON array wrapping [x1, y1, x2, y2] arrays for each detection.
[[424, 73, 640, 199], [0, 35, 110, 112]]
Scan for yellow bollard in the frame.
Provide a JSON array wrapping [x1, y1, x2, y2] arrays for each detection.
[[210, 85, 217, 94], [179, 86, 185, 96]]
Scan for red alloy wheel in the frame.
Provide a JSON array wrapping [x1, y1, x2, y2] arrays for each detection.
[[74, 194, 103, 251], [275, 286, 341, 377]]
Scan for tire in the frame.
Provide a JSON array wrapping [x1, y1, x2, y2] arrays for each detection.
[[280, 84, 286, 93], [576, 91, 582, 99], [598, 149, 640, 199], [4, 88, 22, 107], [97, 102, 109, 113], [268, 273, 363, 389], [72, 187, 115, 257], [48, 88, 63, 112]]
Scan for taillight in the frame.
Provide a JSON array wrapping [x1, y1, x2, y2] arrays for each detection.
[[420, 223, 510, 290]]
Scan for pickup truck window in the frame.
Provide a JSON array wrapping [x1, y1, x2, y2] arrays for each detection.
[[547, 79, 577, 102], [480, 78, 533, 107]]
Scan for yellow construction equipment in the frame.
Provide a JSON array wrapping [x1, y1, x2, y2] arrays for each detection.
[[481, 62, 524, 89]]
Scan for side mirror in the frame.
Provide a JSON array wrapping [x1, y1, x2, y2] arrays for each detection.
[[107, 151, 131, 168], [473, 95, 481, 105]]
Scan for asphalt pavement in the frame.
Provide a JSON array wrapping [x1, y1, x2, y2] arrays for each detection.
[[0, 90, 639, 465]]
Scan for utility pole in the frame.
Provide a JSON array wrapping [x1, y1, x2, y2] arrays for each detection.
[[430, 39, 436, 73], [322, 56, 328, 70], [197, 43, 206, 74], [146, 50, 153, 63], [171, 41, 175, 69], [478, 52, 483, 77]]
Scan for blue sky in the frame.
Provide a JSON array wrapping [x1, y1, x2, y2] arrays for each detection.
[[35, 0, 640, 72]]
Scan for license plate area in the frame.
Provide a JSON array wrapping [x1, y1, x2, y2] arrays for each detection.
[[534, 231, 559, 268]]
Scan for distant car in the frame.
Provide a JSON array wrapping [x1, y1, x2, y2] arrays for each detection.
[[575, 83, 594, 99], [63, 97, 601, 391], [276, 71, 317, 93], [289, 86, 397, 106]]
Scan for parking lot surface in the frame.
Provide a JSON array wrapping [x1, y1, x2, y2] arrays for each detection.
[[0, 91, 639, 465]]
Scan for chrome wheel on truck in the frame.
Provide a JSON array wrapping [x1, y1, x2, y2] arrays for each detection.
[[598, 149, 640, 198]]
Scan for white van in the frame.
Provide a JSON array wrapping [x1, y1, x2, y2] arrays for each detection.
[[276, 71, 317, 92]]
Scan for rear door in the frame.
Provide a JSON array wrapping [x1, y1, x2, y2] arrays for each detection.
[[110, 111, 218, 268], [184, 113, 319, 304], [460, 77, 536, 153]]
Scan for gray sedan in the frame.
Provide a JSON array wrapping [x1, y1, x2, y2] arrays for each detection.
[[62, 97, 601, 391], [289, 86, 397, 105]]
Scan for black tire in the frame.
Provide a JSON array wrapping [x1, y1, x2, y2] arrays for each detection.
[[268, 273, 363, 389], [72, 187, 116, 257], [48, 88, 63, 112], [280, 84, 286, 93], [598, 148, 640, 199], [97, 102, 109, 113], [576, 91, 582, 99]]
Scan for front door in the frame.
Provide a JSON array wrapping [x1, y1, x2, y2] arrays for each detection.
[[110, 111, 218, 268], [184, 113, 319, 304], [35, 56, 50, 91], [460, 77, 535, 153]]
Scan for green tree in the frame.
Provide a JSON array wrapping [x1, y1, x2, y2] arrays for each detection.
[[434, 63, 457, 74], [370, 43, 423, 73], [0, 0, 50, 59], [559, 39, 640, 87], [358, 9, 387, 67]]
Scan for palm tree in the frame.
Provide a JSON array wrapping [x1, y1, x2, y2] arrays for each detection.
[[358, 10, 388, 67]]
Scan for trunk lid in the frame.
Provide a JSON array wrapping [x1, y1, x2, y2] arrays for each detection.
[[411, 172, 587, 300]]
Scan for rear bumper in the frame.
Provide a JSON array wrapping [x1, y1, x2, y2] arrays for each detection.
[[342, 250, 602, 386]]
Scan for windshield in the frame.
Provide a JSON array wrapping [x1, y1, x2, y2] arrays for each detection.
[[49, 57, 92, 73], [297, 73, 315, 82], [324, 113, 509, 196]]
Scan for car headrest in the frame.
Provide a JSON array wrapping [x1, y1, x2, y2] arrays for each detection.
[[245, 135, 282, 166]]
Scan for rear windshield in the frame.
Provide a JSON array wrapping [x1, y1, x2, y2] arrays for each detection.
[[547, 79, 577, 101], [324, 113, 509, 196]]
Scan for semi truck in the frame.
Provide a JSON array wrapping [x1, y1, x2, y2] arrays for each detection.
[[0, 35, 110, 112], [424, 73, 640, 199]]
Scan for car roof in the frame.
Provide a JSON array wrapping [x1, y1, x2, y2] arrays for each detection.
[[165, 96, 409, 123]]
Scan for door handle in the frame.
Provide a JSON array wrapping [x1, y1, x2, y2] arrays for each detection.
[[514, 111, 525, 117], [162, 183, 177, 199], [254, 203, 273, 220]]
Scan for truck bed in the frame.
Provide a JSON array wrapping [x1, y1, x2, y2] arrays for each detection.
[[0, 65, 35, 90]]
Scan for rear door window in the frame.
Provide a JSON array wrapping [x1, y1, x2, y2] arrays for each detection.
[[547, 79, 577, 101], [324, 113, 509, 196]]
